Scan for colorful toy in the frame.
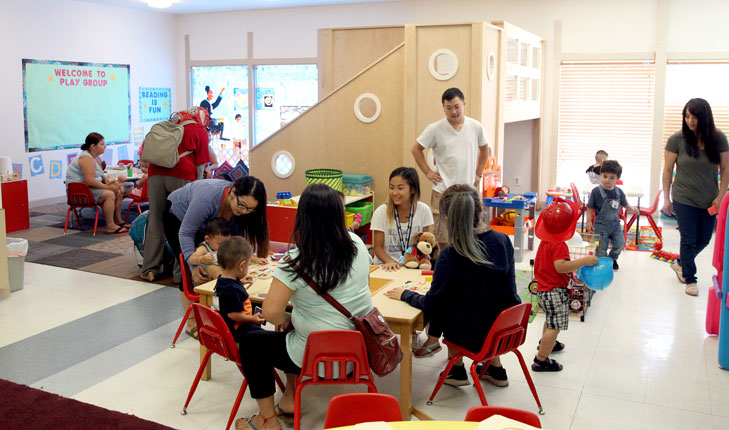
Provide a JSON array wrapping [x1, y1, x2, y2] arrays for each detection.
[[398, 280, 431, 294], [707, 275, 721, 335], [502, 210, 516, 224], [402, 231, 440, 270], [650, 241, 679, 264], [577, 257, 614, 291]]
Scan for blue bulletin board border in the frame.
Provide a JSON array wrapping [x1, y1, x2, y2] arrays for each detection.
[[22, 58, 131, 152]]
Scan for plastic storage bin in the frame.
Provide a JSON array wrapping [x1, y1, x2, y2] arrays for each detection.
[[345, 201, 374, 225], [342, 174, 373, 196], [7, 238, 28, 292], [305, 169, 343, 192]]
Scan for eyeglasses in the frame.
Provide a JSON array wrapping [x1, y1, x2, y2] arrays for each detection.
[[235, 194, 257, 213]]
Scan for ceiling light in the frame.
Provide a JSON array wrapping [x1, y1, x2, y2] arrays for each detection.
[[147, 0, 172, 8]]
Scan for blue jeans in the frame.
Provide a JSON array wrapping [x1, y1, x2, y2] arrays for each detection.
[[673, 200, 716, 284], [594, 221, 625, 261]]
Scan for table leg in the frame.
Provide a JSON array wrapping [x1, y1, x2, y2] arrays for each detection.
[[397, 322, 413, 420], [635, 197, 641, 246], [199, 294, 212, 381], [513, 209, 525, 263]]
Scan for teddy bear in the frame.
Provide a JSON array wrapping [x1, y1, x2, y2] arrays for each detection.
[[402, 231, 440, 270]]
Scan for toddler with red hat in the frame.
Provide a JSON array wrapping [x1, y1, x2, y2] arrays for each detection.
[[532, 197, 598, 371]]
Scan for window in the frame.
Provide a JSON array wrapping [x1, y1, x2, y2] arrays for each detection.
[[253, 64, 318, 146], [557, 61, 656, 193], [662, 61, 729, 174]]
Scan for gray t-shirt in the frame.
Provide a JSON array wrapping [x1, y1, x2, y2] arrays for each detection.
[[666, 130, 729, 209]]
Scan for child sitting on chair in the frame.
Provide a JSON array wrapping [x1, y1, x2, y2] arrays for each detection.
[[188, 217, 230, 280], [533, 198, 597, 372], [586, 160, 637, 271], [213, 236, 265, 341], [586, 150, 608, 184]]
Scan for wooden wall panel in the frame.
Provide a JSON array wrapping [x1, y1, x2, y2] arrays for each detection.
[[319, 26, 404, 97], [251, 47, 405, 207], [481, 24, 501, 161]]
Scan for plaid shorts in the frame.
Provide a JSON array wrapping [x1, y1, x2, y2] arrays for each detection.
[[537, 288, 570, 330]]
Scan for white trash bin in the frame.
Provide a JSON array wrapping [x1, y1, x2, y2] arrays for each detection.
[[7, 238, 28, 292]]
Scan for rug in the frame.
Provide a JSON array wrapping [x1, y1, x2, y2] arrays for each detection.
[[0, 379, 174, 430], [624, 225, 661, 252]]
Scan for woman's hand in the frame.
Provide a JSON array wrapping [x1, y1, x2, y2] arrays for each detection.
[[200, 254, 214, 265], [251, 256, 268, 265], [191, 265, 210, 285], [712, 196, 723, 212], [663, 199, 674, 217], [383, 261, 400, 272], [385, 287, 406, 300]]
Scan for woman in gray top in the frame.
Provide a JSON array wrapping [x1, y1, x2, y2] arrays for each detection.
[[65, 132, 128, 234], [663, 98, 729, 296]]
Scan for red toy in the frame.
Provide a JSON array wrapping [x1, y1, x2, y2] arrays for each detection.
[[650, 241, 679, 264]]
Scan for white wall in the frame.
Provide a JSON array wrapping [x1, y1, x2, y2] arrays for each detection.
[[174, 0, 729, 198], [1, 0, 176, 204], [503, 119, 536, 195]]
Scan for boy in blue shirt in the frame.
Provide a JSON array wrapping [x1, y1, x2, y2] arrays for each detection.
[[586, 160, 637, 271], [214, 236, 265, 341]]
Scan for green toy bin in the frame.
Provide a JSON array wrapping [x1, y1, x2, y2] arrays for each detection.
[[305, 169, 343, 192], [345, 201, 374, 225]]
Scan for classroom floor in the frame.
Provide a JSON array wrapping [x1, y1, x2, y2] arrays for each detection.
[[1, 216, 729, 430]]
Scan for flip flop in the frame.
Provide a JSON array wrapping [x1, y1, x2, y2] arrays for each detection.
[[276, 404, 294, 425], [235, 413, 279, 430], [185, 326, 198, 340], [413, 342, 442, 358], [105, 225, 129, 235]]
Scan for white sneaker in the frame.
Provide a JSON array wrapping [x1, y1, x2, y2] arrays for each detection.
[[670, 261, 685, 283]]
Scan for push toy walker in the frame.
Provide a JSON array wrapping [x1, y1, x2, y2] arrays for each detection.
[[566, 233, 599, 322]]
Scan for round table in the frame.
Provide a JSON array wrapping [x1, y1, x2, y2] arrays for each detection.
[[328, 422, 478, 430]]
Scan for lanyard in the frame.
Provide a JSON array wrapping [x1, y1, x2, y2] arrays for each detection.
[[394, 204, 414, 256]]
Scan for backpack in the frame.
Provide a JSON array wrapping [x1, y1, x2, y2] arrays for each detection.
[[140, 120, 196, 168], [129, 211, 175, 268]]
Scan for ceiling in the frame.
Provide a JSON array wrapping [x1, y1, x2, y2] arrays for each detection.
[[75, 0, 400, 14]]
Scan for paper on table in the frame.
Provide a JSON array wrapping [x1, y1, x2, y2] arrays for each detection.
[[353, 422, 394, 430], [476, 414, 543, 430]]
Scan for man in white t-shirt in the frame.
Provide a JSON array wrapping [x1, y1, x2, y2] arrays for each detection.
[[411, 87, 489, 248]]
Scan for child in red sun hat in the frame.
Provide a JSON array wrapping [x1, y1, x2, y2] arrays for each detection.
[[532, 197, 597, 372]]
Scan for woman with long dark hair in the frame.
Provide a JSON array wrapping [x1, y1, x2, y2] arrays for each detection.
[[386, 184, 520, 387], [663, 98, 729, 296], [234, 183, 373, 430]]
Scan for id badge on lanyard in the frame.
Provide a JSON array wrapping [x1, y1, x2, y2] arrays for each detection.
[[609, 199, 619, 210]]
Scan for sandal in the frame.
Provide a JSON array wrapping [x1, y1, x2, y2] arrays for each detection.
[[185, 326, 199, 340], [276, 404, 294, 425], [413, 342, 442, 358], [531, 356, 563, 372], [235, 412, 278, 430], [538, 339, 565, 353], [105, 225, 129, 235]]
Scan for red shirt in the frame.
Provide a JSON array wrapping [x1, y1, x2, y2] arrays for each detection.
[[534, 241, 570, 291], [148, 124, 210, 181]]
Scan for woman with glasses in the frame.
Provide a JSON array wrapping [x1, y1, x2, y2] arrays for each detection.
[[165, 176, 269, 338]]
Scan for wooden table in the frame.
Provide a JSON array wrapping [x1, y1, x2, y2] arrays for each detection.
[[194, 266, 430, 420], [326, 415, 540, 429]]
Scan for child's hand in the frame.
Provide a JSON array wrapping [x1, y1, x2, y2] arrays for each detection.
[[350, 220, 361, 231], [200, 254, 214, 265], [383, 261, 400, 272], [250, 313, 266, 325], [251, 256, 268, 265], [385, 287, 406, 300], [586, 221, 593, 233], [582, 255, 599, 266], [241, 275, 254, 287]]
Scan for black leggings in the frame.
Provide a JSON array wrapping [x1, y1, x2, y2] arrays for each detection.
[[238, 330, 301, 399], [162, 201, 204, 290]]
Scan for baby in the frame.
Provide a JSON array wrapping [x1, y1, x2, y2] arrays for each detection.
[[188, 217, 230, 280]]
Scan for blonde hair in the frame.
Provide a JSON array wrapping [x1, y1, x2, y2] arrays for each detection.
[[440, 184, 490, 265]]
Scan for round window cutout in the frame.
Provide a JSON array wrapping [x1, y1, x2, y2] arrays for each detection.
[[428, 49, 459, 81], [487, 52, 497, 81], [271, 150, 295, 179], [353, 93, 381, 123]]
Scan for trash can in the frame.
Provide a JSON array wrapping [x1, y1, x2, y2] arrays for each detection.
[[6, 238, 28, 292]]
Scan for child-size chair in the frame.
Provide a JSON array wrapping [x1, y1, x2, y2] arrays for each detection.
[[64, 182, 100, 236], [171, 253, 199, 347], [295, 330, 378, 430], [181, 303, 284, 430], [124, 181, 148, 222], [465, 405, 541, 427], [324, 393, 402, 428], [623, 189, 662, 241], [427, 303, 543, 415]]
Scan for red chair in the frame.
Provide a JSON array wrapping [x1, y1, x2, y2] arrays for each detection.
[[465, 406, 541, 427], [624, 189, 662, 241], [118, 159, 134, 166], [124, 181, 148, 222], [295, 330, 378, 430], [181, 303, 284, 430], [427, 303, 543, 415], [64, 182, 100, 236], [171, 253, 199, 347], [570, 183, 583, 217], [324, 393, 402, 428]]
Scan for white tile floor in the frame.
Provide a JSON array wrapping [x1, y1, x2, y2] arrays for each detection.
[[3, 218, 729, 429]]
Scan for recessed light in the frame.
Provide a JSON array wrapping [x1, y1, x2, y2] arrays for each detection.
[[147, 0, 172, 8]]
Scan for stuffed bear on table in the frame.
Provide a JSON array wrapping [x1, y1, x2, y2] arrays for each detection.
[[401, 231, 440, 270]]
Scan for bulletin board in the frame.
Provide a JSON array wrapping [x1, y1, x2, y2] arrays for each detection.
[[23, 59, 131, 152]]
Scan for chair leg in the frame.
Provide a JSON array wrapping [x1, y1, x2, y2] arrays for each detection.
[[171, 305, 193, 347], [181, 351, 213, 415], [623, 214, 637, 239], [64, 208, 72, 236], [427, 355, 461, 405], [124, 201, 132, 223], [646, 215, 662, 240], [73, 208, 82, 229], [469, 360, 491, 406], [225, 379, 248, 430], [93, 207, 100, 237], [513, 350, 544, 415], [294, 383, 305, 430]]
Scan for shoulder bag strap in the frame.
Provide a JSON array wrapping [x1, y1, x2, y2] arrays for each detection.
[[283, 255, 354, 320]]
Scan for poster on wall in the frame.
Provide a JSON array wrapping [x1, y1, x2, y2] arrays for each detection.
[[12, 163, 22, 179], [67, 152, 78, 166], [234, 88, 248, 110], [23, 59, 131, 152], [29, 154, 44, 177], [49, 160, 62, 179], [256, 88, 275, 110], [139, 87, 171, 123]]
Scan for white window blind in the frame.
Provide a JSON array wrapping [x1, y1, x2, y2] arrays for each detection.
[[662, 61, 729, 175], [557, 61, 656, 194]]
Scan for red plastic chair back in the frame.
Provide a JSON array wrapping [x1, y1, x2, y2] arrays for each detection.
[[570, 183, 583, 211], [66, 182, 97, 207], [324, 393, 402, 428], [118, 159, 134, 166], [472, 303, 530, 359], [192, 303, 241, 365], [139, 181, 148, 200], [465, 406, 541, 427], [299, 330, 373, 384], [180, 253, 200, 302], [641, 189, 662, 215]]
